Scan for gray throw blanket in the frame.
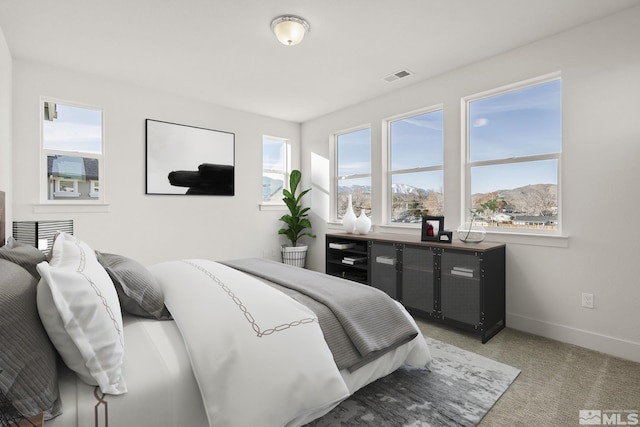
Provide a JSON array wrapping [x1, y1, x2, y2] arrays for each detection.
[[222, 258, 418, 371]]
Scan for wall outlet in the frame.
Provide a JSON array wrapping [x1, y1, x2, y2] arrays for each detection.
[[581, 292, 594, 309]]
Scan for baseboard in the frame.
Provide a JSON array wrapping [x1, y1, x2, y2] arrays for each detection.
[[507, 313, 640, 364]]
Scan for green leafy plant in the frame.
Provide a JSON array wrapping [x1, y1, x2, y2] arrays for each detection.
[[278, 169, 316, 247]]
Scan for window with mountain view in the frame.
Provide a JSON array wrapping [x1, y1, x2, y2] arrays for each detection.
[[42, 100, 104, 203], [389, 108, 444, 223], [465, 76, 562, 232], [336, 127, 371, 219]]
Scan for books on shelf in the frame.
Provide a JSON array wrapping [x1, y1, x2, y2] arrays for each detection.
[[375, 255, 396, 266], [342, 256, 367, 265], [451, 266, 475, 277], [329, 242, 357, 250]]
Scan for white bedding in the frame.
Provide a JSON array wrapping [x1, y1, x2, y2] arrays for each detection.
[[48, 259, 431, 427], [48, 314, 208, 427]]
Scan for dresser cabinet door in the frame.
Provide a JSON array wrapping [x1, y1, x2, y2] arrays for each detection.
[[370, 241, 399, 300], [401, 245, 435, 315], [440, 250, 481, 326]]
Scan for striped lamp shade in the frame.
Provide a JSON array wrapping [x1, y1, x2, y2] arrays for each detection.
[[12, 220, 74, 255]]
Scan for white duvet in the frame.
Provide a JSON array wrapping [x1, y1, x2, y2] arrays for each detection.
[[47, 259, 430, 427], [149, 259, 350, 427]]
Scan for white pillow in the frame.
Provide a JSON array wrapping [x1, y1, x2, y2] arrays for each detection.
[[36, 232, 127, 395]]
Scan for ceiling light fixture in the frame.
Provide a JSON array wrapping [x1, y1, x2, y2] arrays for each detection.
[[271, 15, 310, 46]]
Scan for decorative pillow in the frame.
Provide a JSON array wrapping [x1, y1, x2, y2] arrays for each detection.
[[0, 237, 46, 280], [36, 232, 127, 395], [0, 259, 61, 419], [95, 251, 172, 320]]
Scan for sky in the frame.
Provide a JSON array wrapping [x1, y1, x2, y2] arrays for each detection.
[[52, 80, 561, 197], [469, 79, 561, 194], [336, 79, 561, 195], [43, 103, 103, 154], [263, 136, 287, 173]]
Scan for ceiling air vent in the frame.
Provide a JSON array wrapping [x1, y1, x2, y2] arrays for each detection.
[[383, 69, 413, 83]]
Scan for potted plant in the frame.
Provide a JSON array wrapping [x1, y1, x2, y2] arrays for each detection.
[[457, 196, 502, 243], [279, 169, 316, 267], [457, 207, 487, 243]]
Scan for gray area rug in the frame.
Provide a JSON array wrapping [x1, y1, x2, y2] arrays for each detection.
[[306, 337, 520, 426]]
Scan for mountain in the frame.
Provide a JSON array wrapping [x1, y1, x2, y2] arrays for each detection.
[[337, 183, 431, 195], [472, 184, 557, 216], [391, 183, 428, 195]]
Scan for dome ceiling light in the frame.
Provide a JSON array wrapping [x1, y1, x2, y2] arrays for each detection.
[[271, 15, 310, 46]]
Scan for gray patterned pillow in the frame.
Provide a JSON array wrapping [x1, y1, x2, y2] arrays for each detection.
[[0, 237, 46, 280], [95, 252, 172, 320], [0, 259, 61, 419]]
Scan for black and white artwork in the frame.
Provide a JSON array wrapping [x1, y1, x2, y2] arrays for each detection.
[[145, 119, 235, 195]]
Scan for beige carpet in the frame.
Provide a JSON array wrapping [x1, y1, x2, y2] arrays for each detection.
[[417, 320, 640, 426]]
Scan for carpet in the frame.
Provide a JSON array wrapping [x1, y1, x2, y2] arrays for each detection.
[[306, 337, 521, 426]]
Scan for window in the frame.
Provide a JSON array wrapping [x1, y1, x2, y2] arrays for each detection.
[[335, 127, 371, 219], [464, 76, 562, 233], [388, 108, 444, 223], [262, 136, 290, 203], [42, 100, 104, 203]]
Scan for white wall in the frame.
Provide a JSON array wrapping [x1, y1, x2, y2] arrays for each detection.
[[6, 7, 640, 363], [11, 60, 300, 264], [301, 7, 640, 362], [0, 26, 11, 238]]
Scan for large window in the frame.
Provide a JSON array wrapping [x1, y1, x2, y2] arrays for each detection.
[[335, 127, 371, 219], [262, 136, 290, 203], [388, 108, 444, 223], [464, 76, 562, 232], [42, 100, 104, 203]]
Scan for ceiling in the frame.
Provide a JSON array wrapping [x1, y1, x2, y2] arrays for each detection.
[[1, 0, 639, 123]]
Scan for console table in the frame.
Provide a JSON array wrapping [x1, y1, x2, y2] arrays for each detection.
[[326, 232, 506, 343]]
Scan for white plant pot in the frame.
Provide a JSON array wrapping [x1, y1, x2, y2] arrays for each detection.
[[281, 245, 308, 268]]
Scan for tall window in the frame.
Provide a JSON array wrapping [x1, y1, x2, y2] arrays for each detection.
[[335, 127, 371, 219], [42, 100, 104, 202], [262, 136, 290, 203], [388, 108, 444, 223], [464, 76, 562, 232]]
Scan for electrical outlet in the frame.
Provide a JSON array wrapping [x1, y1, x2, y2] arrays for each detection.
[[581, 293, 594, 309]]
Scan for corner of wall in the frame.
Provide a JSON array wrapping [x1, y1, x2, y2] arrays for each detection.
[[0, 23, 13, 239]]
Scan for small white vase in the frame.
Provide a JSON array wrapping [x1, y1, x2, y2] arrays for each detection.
[[342, 194, 357, 234], [355, 210, 372, 234]]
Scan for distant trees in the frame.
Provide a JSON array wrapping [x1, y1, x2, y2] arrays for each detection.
[[520, 187, 557, 216], [338, 184, 557, 228]]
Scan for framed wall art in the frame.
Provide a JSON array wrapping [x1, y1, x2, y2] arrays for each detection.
[[421, 215, 444, 241], [145, 119, 235, 196]]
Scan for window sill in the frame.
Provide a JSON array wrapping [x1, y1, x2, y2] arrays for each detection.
[[33, 203, 110, 213], [482, 230, 569, 248], [259, 203, 288, 212], [53, 192, 80, 197], [327, 222, 569, 248]]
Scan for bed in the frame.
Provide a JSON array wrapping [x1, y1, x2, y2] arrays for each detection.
[[0, 227, 431, 427]]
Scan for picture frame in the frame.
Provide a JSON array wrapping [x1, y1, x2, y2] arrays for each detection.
[[438, 230, 453, 243], [421, 215, 444, 241], [145, 119, 235, 196]]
